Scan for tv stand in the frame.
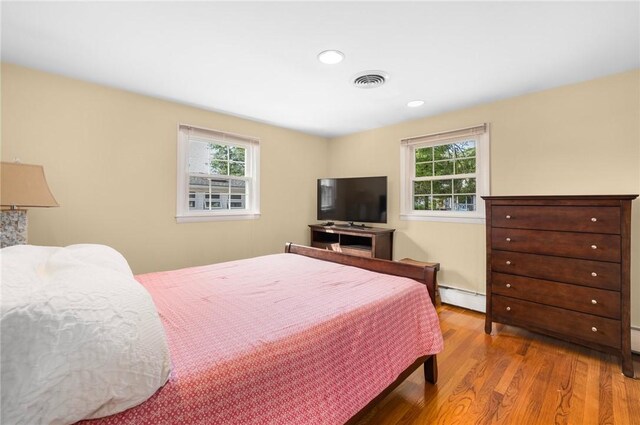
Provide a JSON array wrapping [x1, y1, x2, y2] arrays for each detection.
[[308, 224, 395, 260]]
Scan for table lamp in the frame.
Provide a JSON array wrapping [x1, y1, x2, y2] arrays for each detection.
[[1, 161, 59, 248]]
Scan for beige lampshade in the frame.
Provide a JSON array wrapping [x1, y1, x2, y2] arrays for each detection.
[[1, 162, 59, 208]]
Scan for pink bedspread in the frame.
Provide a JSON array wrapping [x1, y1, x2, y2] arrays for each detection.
[[88, 253, 443, 425]]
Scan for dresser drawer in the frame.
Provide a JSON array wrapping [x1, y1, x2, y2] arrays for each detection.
[[491, 228, 620, 262], [491, 206, 620, 234], [492, 295, 620, 349], [491, 273, 620, 319], [491, 250, 621, 291]]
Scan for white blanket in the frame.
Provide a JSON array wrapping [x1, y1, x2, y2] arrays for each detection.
[[1, 244, 171, 425]]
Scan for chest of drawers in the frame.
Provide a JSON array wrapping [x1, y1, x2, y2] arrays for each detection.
[[483, 195, 637, 378]]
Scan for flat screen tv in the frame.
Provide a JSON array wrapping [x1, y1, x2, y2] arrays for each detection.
[[317, 176, 387, 224]]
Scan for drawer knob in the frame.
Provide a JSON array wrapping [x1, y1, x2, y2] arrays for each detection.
[[505, 237, 511, 242], [505, 215, 511, 219], [506, 306, 511, 311], [591, 272, 598, 277], [591, 245, 597, 250], [505, 260, 511, 265], [506, 283, 511, 288], [591, 299, 598, 305], [591, 327, 598, 332], [591, 217, 597, 222]]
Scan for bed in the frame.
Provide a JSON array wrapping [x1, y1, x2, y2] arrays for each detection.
[[1, 243, 443, 425]]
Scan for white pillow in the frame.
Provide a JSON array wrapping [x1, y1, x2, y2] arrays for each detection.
[[1, 244, 172, 425]]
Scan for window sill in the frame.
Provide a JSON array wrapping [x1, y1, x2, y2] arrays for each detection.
[[176, 212, 261, 223], [400, 213, 485, 224]]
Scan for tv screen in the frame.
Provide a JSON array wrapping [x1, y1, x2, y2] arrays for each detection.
[[317, 176, 387, 224]]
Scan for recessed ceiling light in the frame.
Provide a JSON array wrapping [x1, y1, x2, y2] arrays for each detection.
[[407, 100, 425, 108], [318, 50, 345, 65]]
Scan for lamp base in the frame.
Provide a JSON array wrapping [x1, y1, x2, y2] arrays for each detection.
[[1, 210, 28, 248]]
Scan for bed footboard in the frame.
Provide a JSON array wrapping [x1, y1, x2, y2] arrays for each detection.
[[284, 243, 438, 306]]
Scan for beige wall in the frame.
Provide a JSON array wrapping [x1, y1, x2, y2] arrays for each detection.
[[1, 63, 328, 273], [2, 64, 639, 326], [327, 70, 640, 326]]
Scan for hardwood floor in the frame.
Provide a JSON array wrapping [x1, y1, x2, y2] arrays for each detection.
[[359, 305, 640, 425]]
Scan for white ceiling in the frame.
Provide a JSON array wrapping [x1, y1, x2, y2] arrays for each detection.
[[2, 1, 639, 138]]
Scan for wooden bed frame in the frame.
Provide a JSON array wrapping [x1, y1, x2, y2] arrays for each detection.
[[285, 243, 439, 423]]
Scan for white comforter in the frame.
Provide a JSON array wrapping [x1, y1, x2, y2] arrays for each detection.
[[1, 244, 171, 425]]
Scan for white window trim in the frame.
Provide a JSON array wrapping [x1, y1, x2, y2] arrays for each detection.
[[176, 124, 261, 223], [400, 124, 490, 224]]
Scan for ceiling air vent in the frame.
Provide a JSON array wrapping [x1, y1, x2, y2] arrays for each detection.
[[352, 71, 389, 89]]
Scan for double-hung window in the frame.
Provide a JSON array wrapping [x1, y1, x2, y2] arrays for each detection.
[[400, 124, 490, 223], [177, 124, 260, 222]]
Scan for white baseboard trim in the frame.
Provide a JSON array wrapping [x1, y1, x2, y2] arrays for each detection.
[[439, 285, 640, 354], [632, 327, 640, 354]]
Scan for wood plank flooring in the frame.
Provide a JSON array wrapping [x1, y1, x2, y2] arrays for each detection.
[[359, 305, 640, 425]]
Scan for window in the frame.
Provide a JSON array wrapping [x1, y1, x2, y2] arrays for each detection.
[[400, 124, 490, 223], [177, 125, 260, 222]]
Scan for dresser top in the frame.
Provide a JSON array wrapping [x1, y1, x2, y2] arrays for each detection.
[[483, 195, 638, 201]]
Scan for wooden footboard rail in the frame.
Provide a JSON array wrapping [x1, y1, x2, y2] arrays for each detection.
[[284, 243, 439, 423], [284, 243, 438, 307]]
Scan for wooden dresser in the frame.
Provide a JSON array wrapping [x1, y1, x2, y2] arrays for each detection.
[[483, 195, 637, 377]]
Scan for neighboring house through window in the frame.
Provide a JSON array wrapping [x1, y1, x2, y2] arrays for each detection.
[[400, 124, 490, 223], [177, 124, 260, 222]]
